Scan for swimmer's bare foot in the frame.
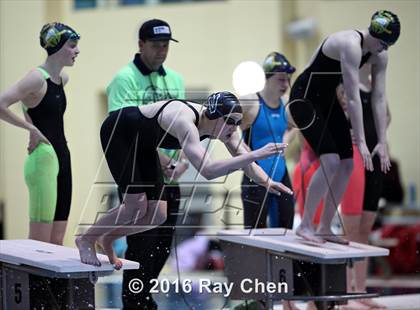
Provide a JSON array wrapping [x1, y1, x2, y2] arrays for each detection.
[[357, 297, 386, 309], [97, 236, 123, 270], [296, 226, 326, 244], [75, 236, 101, 267], [319, 234, 349, 245]]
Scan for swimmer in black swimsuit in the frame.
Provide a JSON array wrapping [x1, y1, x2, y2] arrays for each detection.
[[76, 91, 293, 267], [288, 10, 400, 244], [0, 22, 79, 245]]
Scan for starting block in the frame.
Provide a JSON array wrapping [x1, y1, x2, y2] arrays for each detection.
[[0, 239, 138, 309], [218, 228, 389, 310]]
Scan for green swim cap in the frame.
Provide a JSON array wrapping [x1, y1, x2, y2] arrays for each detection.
[[369, 10, 400, 46], [40, 22, 80, 55]]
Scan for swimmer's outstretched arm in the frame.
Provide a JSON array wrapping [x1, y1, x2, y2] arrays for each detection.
[[177, 122, 285, 181], [224, 131, 293, 195]]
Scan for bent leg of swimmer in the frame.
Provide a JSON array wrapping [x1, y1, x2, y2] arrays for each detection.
[[97, 200, 167, 269], [104, 199, 167, 238], [296, 154, 340, 243], [76, 192, 148, 266], [317, 158, 353, 244], [77, 194, 167, 267]]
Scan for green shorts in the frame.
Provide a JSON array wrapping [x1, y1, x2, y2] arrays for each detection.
[[24, 143, 59, 223]]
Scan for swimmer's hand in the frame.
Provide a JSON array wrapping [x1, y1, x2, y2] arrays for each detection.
[[371, 142, 391, 173], [265, 179, 294, 196], [163, 161, 189, 182], [254, 143, 288, 160], [358, 141, 373, 172], [28, 127, 50, 154]]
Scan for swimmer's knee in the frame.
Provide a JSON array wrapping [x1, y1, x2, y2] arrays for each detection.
[[319, 153, 341, 175], [123, 193, 148, 218], [155, 206, 167, 226], [150, 201, 167, 226]]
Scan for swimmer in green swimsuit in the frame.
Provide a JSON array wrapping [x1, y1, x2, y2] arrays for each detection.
[[0, 22, 80, 244]]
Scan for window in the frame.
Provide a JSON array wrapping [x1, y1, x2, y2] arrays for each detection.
[[75, 0, 224, 10], [74, 0, 97, 9], [119, 0, 146, 5]]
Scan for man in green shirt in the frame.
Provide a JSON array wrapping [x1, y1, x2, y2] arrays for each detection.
[[106, 19, 187, 310]]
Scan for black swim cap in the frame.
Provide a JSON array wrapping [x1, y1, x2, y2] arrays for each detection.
[[368, 10, 400, 46], [40, 22, 80, 55], [205, 91, 242, 124], [263, 52, 295, 79]]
